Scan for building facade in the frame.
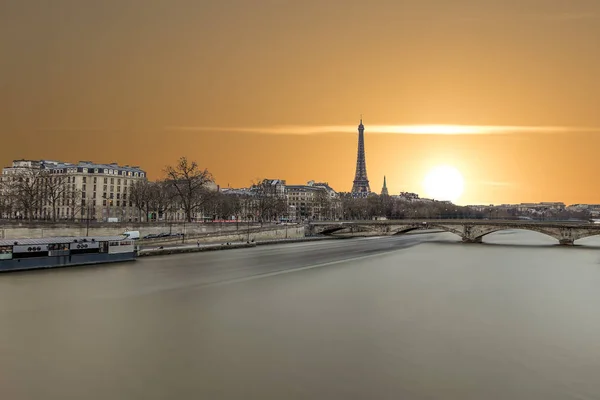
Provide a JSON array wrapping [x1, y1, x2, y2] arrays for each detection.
[[1, 160, 147, 221], [286, 181, 340, 221]]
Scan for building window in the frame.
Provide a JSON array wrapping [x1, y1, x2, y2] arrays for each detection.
[[103, 199, 107, 206], [117, 200, 120, 207], [83, 168, 88, 173], [117, 193, 120, 199], [103, 177, 107, 183], [117, 186, 120, 193], [93, 185, 96, 191], [93, 177, 97, 183], [93, 192, 96, 199], [118, 179, 121, 185], [83, 177, 87, 183], [110, 178, 114, 184], [94, 168, 98, 173], [110, 186, 114, 192], [103, 185, 107, 192], [82, 184, 86, 191]]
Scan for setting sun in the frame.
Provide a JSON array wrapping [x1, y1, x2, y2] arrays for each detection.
[[423, 165, 465, 203]]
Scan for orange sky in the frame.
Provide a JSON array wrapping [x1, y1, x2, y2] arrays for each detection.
[[2, 0, 600, 205]]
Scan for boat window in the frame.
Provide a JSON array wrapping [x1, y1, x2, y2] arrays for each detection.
[[109, 241, 120, 246], [0, 246, 12, 260], [48, 243, 69, 251], [0, 246, 12, 254]]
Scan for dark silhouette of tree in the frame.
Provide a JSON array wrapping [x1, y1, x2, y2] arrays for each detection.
[[251, 179, 287, 225], [40, 172, 71, 221], [164, 157, 215, 222], [130, 179, 153, 221], [11, 168, 45, 220]]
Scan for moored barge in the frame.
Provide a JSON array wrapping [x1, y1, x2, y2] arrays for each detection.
[[0, 235, 137, 272]]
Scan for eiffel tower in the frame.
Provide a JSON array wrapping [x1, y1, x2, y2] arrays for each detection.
[[351, 117, 371, 197]]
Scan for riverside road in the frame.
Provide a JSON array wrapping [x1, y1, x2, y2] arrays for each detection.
[[1, 231, 600, 400]]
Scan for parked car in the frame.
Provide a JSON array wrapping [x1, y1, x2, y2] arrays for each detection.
[[123, 231, 140, 240]]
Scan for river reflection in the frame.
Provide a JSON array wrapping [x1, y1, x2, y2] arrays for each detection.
[[1, 230, 599, 400]]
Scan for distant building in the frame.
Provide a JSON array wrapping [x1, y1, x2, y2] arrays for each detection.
[[397, 192, 420, 202], [466, 205, 493, 212], [1, 159, 146, 221], [286, 181, 340, 221]]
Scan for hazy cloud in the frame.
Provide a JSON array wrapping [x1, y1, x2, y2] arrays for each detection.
[[539, 12, 597, 21], [165, 125, 595, 136], [477, 181, 513, 187]]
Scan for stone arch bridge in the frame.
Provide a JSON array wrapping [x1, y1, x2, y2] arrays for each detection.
[[307, 220, 600, 245]]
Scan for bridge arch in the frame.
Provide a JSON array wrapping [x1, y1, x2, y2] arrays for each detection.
[[392, 224, 465, 239], [472, 227, 560, 242], [319, 226, 346, 235], [569, 231, 600, 242]]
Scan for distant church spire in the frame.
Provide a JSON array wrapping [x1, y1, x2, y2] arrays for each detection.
[[381, 175, 389, 196]]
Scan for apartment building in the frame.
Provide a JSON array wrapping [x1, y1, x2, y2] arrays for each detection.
[[1, 160, 147, 221], [286, 181, 340, 221]]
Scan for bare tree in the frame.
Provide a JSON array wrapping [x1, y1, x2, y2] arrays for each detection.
[[0, 176, 16, 218], [68, 187, 85, 221], [251, 179, 287, 225], [215, 193, 242, 220], [11, 168, 45, 220], [130, 180, 153, 221], [147, 180, 176, 221], [164, 157, 214, 222], [314, 189, 331, 220], [40, 172, 71, 221]]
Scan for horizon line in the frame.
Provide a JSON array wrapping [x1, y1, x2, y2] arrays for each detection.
[[165, 124, 599, 135]]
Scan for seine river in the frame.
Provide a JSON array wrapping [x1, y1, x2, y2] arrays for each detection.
[[1, 231, 599, 399]]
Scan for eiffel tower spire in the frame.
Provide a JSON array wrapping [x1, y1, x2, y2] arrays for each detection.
[[351, 117, 370, 197]]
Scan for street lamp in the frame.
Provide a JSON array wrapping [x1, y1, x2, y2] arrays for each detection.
[[247, 214, 253, 243]]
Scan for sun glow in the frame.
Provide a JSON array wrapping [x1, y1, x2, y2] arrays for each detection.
[[423, 165, 465, 203]]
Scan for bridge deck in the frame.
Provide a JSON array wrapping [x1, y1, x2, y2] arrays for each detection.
[[310, 220, 595, 229]]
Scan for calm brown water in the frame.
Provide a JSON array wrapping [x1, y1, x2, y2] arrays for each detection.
[[1, 231, 599, 399]]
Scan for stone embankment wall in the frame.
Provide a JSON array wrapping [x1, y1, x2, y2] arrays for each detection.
[[144, 226, 306, 246], [0, 221, 270, 239]]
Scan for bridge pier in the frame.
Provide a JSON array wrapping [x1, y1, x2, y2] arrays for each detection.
[[462, 236, 482, 244], [559, 239, 574, 246]]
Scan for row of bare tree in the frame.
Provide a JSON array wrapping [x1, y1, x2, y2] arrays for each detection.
[[337, 194, 591, 221], [0, 168, 80, 220], [129, 158, 291, 223], [0, 157, 298, 223]]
